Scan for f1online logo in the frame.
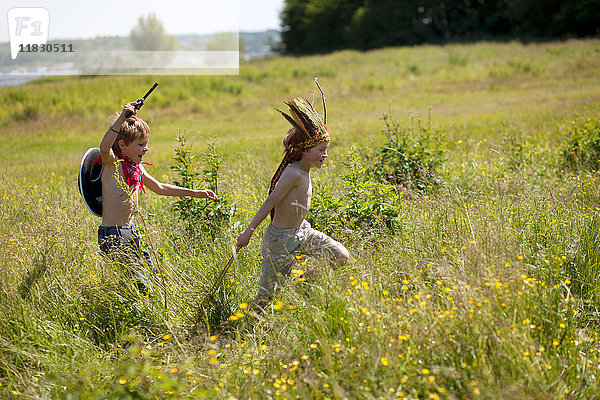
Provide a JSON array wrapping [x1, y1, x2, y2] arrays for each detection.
[[7, 8, 49, 59]]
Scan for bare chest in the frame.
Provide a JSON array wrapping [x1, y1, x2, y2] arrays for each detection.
[[274, 175, 312, 227], [101, 165, 138, 225]]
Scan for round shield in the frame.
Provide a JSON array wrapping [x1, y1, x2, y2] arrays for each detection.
[[78, 148, 103, 217]]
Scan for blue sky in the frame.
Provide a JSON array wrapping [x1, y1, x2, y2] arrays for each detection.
[[1, 0, 284, 42]]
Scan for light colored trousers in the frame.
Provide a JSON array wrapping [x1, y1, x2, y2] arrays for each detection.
[[258, 220, 347, 296]]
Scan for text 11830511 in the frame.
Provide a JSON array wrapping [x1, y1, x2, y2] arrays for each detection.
[[18, 43, 74, 53]]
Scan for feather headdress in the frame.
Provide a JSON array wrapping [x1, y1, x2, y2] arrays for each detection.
[[275, 97, 329, 148], [269, 92, 330, 219]]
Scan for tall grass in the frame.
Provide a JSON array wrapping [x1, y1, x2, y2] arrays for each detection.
[[1, 39, 600, 398]]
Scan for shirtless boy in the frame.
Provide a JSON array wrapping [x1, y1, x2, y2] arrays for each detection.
[[236, 97, 349, 305], [99, 101, 217, 293]]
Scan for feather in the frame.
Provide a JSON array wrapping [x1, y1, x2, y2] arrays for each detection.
[[284, 102, 313, 139], [275, 108, 306, 137], [277, 96, 329, 143], [295, 98, 327, 134], [286, 102, 314, 139]]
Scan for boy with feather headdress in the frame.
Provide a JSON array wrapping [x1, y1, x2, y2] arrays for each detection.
[[237, 91, 349, 305]]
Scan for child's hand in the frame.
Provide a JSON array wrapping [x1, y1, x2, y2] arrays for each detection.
[[197, 189, 218, 200], [120, 102, 138, 118], [236, 229, 253, 248]]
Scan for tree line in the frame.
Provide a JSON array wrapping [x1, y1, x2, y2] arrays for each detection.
[[281, 0, 599, 54]]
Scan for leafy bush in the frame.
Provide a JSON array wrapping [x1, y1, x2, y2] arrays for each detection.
[[171, 135, 237, 241], [308, 148, 403, 237], [308, 109, 448, 237], [560, 116, 600, 171], [368, 110, 447, 191]]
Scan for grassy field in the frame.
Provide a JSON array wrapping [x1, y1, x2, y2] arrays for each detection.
[[1, 39, 600, 399]]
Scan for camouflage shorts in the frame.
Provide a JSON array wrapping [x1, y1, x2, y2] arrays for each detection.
[[98, 225, 155, 294], [258, 220, 347, 296]]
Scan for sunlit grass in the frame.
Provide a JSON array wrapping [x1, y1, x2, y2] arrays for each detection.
[[1, 39, 600, 398]]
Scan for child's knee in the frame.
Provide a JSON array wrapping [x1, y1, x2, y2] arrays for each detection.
[[335, 245, 350, 265]]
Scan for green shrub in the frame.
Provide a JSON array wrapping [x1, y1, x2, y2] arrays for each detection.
[[560, 116, 600, 171], [368, 110, 447, 191], [170, 135, 237, 241], [13, 103, 41, 121], [308, 148, 403, 237]]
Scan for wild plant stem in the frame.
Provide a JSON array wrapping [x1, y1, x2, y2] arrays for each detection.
[[137, 209, 169, 312]]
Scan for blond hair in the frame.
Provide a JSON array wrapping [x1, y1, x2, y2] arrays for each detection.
[[111, 115, 150, 152]]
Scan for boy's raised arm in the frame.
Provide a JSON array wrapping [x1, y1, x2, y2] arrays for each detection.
[[99, 102, 137, 164]]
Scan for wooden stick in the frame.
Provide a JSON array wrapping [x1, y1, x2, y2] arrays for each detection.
[[314, 77, 327, 124], [205, 247, 239, 303]]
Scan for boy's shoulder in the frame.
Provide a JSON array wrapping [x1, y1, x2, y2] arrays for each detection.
[[282, 162, 308, 180]]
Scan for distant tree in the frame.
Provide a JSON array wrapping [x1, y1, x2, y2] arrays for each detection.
[[552, 0, 600, 36], [281, 0, 309, 54], [281, 0, 600, 54], [421, 0, 512, 40], [282, 0, 363, 54], [205, 32, 240, 51], [205, 32, 245, 59], [505, 0, 600, 38], [348, 0, 433, 48], [130, 13, 178, 51]]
